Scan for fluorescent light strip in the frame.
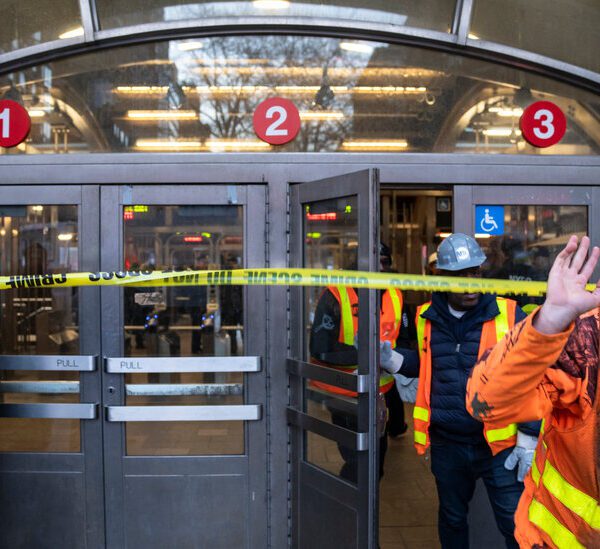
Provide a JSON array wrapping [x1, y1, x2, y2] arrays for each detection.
[[114, 85, 426, 96], [252, 0, 290, 8], [59, 27, 84, 39], [28, 110, 47, 118], [299, 111, 344, 120], [135, 139, 271, 151], [178, 41, 204, 51], [341, 140, 408, 150], [339, 42, 374, 54], [483, 128, 522, 137], [125, 110, 198, 121]]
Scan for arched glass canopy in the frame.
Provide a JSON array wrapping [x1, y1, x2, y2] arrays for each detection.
[[0, 36, 598, 155]]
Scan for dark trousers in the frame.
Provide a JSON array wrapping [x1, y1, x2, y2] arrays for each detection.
[[384, 383, 406, 436], [331, 410, 387, 482], [430, 440, 522, 549]]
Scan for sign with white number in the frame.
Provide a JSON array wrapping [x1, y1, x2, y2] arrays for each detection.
[[253, 97, 300, 145], [0, 100, 31, 148], [519, 101, 566, 148]]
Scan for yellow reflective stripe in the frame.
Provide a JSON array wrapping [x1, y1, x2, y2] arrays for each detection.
[[416, 303, 431, 357], [380, 373, 394, 387], [531, 458, 541, 486], [529, 499, 586, 549], [540, 460, 600, 530], [389, 289, 402, 327], [338, 287, 355, 346], [413, 406, 429, 422], [495, 297, 509, 341], [414, 431, 427, 445], [486, 423, 517, 443]]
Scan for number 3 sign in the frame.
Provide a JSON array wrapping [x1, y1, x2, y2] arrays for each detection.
[[253, 97, 301, 145], [519, 101, 566, 148], [0, 100, 31, 148]]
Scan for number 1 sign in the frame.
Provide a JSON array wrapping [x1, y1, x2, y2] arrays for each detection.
[[253, 97, 301, 145], [0, 100, 31, 148], [519, 101, 566, 148]]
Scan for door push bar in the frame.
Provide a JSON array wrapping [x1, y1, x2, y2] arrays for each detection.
[[106, 404, 261, 422], [0, 403, 97, 419], [105, 356, 261, 373], [0, 355, 97, 371]]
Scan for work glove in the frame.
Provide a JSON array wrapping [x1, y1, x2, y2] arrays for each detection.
[[504, 431, 538, 482], [379, 340, 404, 374]]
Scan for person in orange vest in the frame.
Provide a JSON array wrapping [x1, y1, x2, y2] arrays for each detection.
[[309, 243, 418, 482], [398, 233, 539, 548], [466, 234, 600, 548]]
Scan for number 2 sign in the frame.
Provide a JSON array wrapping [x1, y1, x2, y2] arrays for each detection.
[[519, 101, 566, 148], [0, 100, 31, 148], [253, 97, 301, 145]]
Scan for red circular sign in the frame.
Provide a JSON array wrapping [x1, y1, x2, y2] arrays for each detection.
[[519, 101, 566, 148], [0, 100, 31, 148], [253, 97, 300, 145]]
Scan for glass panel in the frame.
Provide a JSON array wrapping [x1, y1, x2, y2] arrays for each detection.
[[0, 0, 82, 55], [97, 0, 455, 32], [476, 205, 588, 311], [123, 204, 245, 456], [0, 205, 80, 453], [304, 195, 359, 481], [2, 36, 598, 155], [471, 1, 600, 74]]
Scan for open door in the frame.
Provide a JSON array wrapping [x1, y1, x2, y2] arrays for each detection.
[[288, 170, 381, 549]]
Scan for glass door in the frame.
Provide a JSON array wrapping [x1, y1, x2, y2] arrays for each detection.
[[0, 186, 103, 548], [288, 170, 381, 548], [101, 185, 267, 548]]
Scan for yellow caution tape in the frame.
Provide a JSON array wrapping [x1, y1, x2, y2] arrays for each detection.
[[0, 268, 581, 297]]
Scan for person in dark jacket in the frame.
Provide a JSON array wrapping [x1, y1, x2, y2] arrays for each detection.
[[394, 233, 540, 549]]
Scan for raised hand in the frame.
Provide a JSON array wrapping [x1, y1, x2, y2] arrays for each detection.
[[534, 235, 600, 334]]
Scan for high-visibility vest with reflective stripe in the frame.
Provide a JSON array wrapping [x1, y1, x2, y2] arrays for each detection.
[[413, 297, 518, 455], [516, 395, 600, 548], [311, 286, 401, 397]]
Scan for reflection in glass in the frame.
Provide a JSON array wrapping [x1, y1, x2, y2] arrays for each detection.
[[123, 204, 245, 455], [303, 196, 359, 481], [0, 205, 80, 453], [1, 36, 598, 155], [476, 205, 588, 311], [97, 0, 456, 32], [471, 1, 600, 74], [0, 0, 82, 54]]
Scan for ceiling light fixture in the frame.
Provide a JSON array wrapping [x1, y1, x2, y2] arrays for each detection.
[[300, 111, 344, 121], [483, 128, 522, 137], [57, 233, 74, 241], [339, 41, 374, 54], [341, 139, 408, 151], [135, 139, 271, 151], [125, 110, 198, 121], [252, 0, 290, 8], [59, 27, 84, 40], [178, 41, 205, 51], [28, 110, 47, 118]]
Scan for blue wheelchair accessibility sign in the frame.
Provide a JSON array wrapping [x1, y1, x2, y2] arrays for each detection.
[[475, 206, 504, 235]]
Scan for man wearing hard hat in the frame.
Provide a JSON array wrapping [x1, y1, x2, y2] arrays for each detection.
[[395, 233, 540, 548]]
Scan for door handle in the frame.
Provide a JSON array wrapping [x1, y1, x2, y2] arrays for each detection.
[[106, 404, 261, 422]]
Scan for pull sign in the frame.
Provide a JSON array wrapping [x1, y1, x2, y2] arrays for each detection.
[[253, 97, 300, 145], [519, 101, 566, 148], [0, 100, 31, 148]]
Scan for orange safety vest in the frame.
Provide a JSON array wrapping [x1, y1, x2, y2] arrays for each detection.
[[519, 412, 600, 548], [311, 286, 402, 397], [413, 297, 518, 455]]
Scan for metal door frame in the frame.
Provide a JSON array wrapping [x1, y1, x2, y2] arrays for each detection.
[[288, 170, 380, 548], [0, 153, 599, 549], [99, 184, 268, 548], [0, 184, 104, 548]]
